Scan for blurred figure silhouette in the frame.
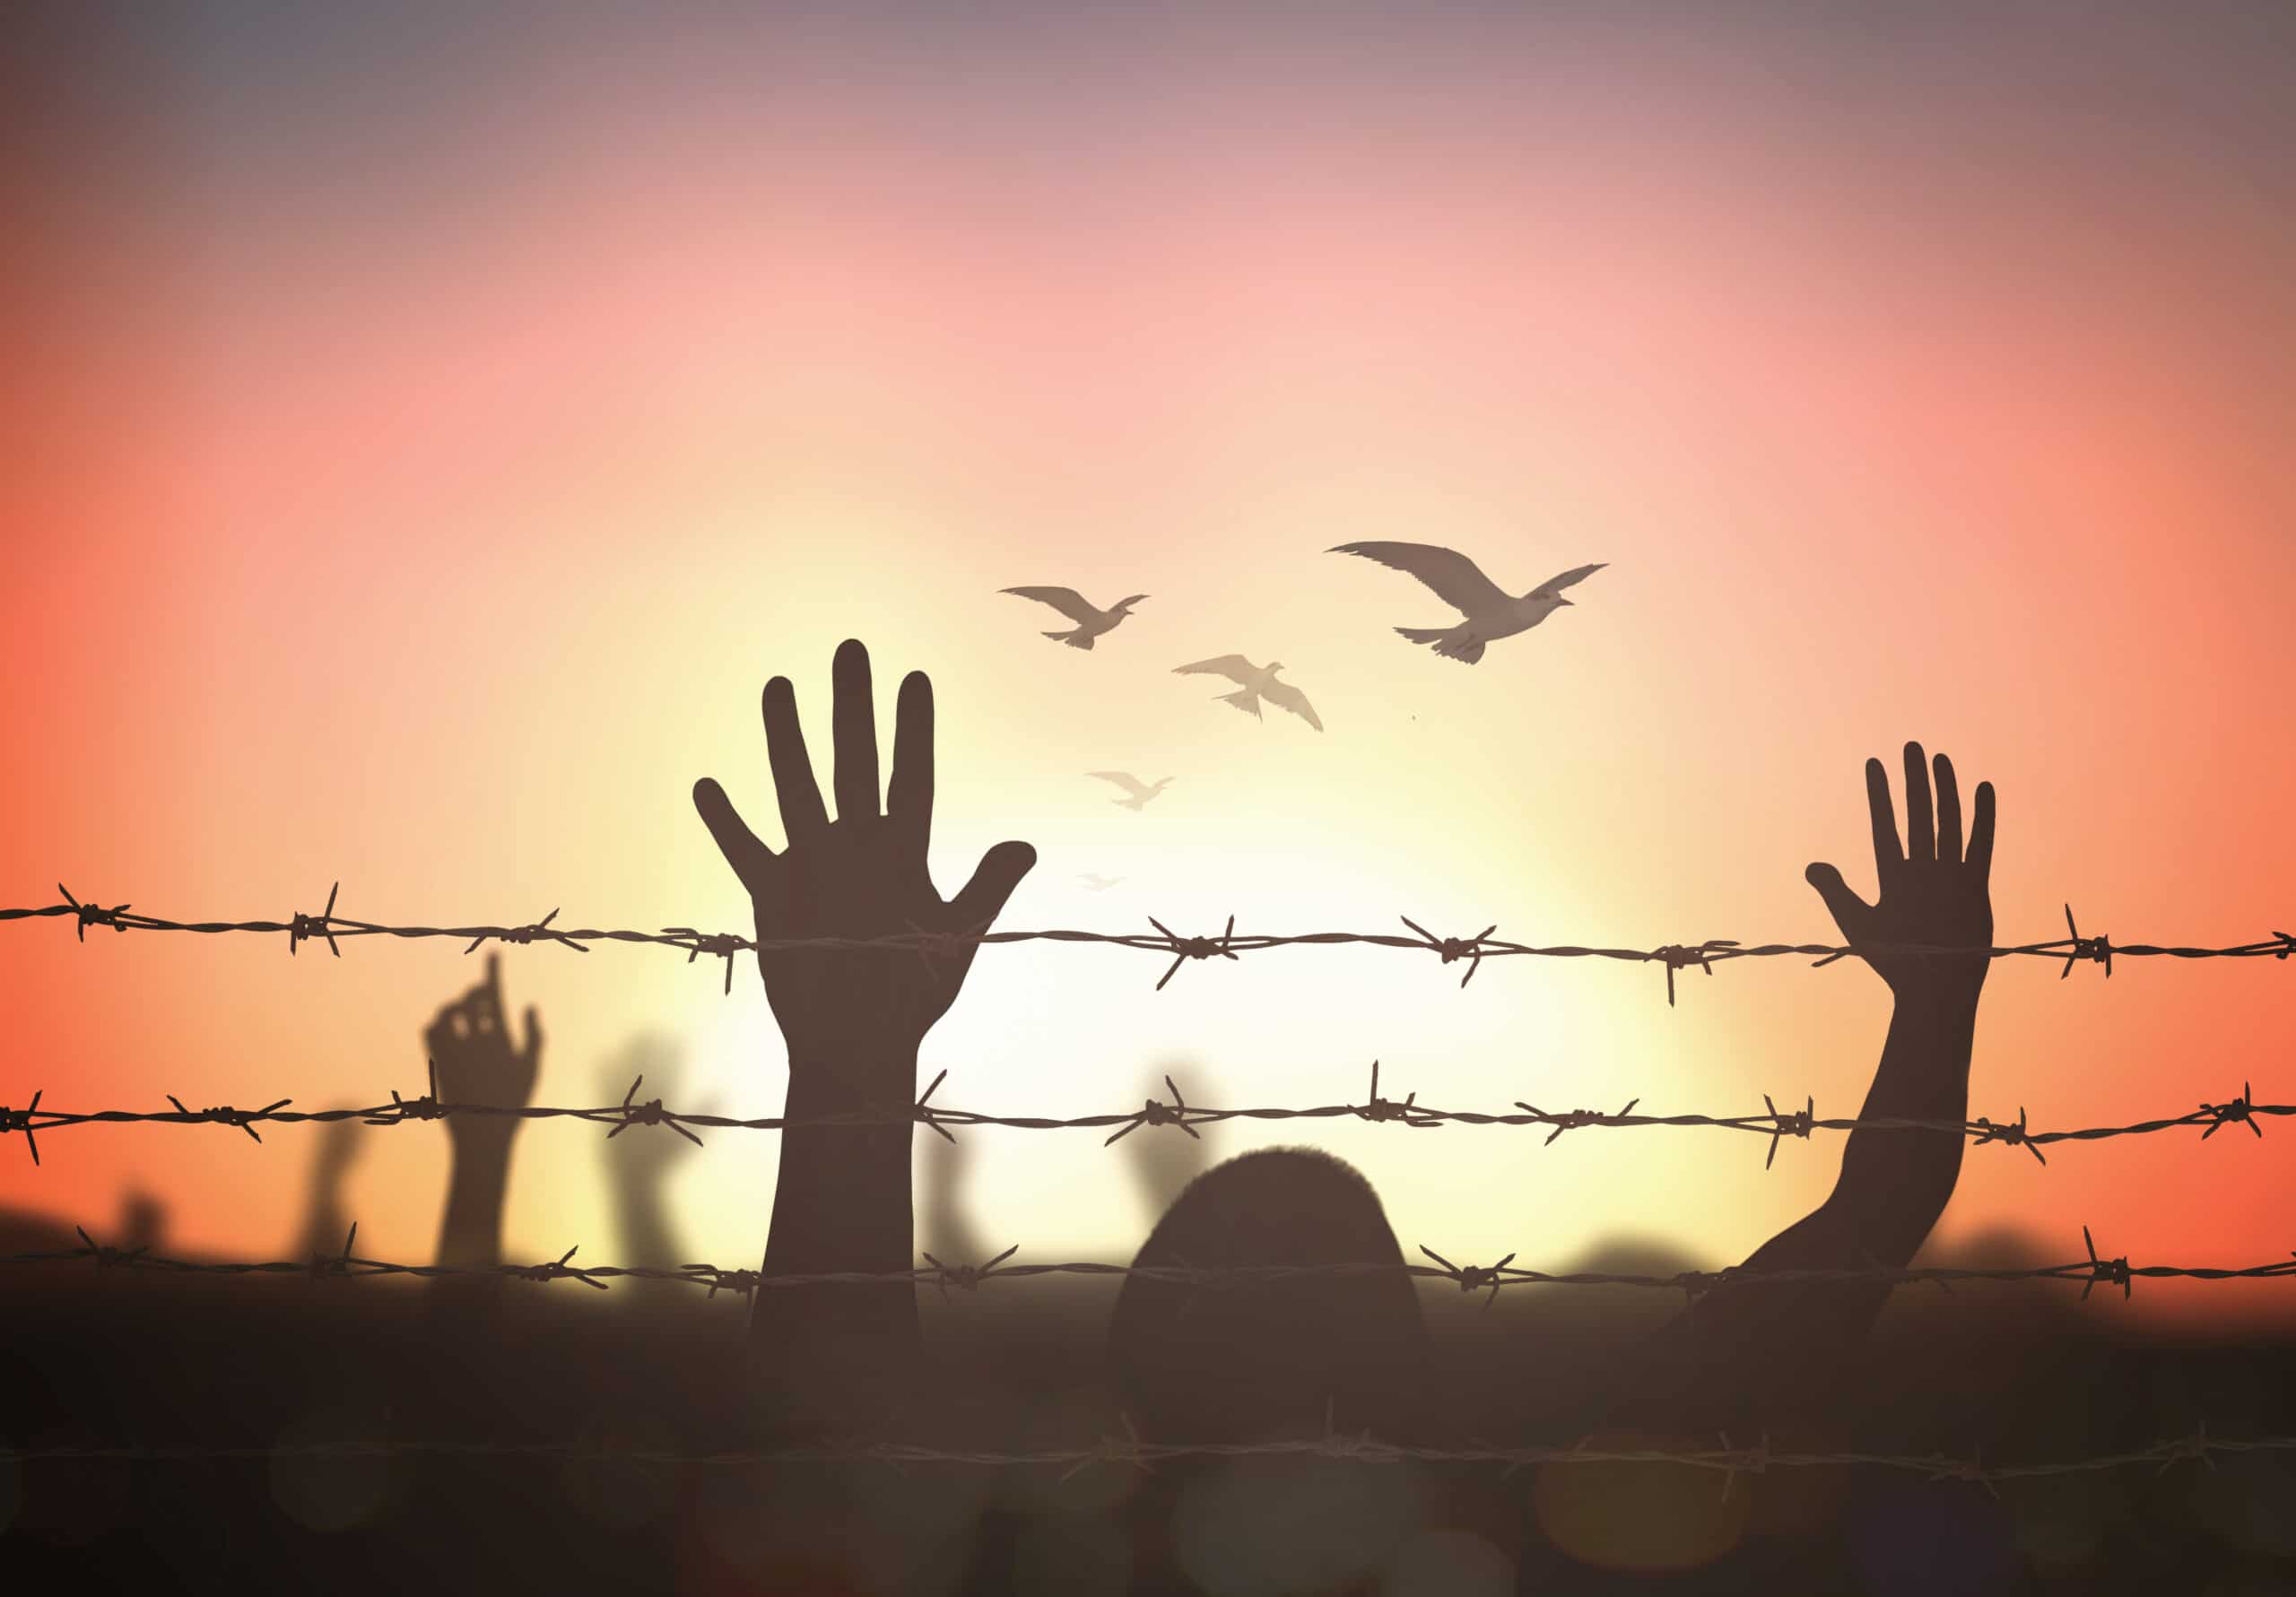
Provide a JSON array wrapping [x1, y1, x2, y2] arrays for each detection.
[[295, 1115, 367, 1263], [1110, 1146, 1431, 1445], [692, 638, 1035, 1419], [918, 1127, 991, 1272], [117, 1185, 168, 1257], [424, 953, 543, 1273], [595, 1030, 707, 1280]]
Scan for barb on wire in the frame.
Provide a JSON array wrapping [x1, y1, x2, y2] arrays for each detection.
[[364, 1059, 446, 1126], [56, 882, 130, 942], [1354, 1060, 1440, 1127], [2081, 1225, 2132, 1301], [2199, 1082, 2262, 1141], [921, 1244, 1020, 1298], [1417, 1245, 1518, 1310], [1104, 1075, 1201, 1146], [465, 907, 587, 957], [662, 926, 744, 994], [1, 1089, 42, 1167], [1761, 1094, 1815, 1171], [2060, 903, 2111, 979], [1518, 1097, 1642, 1147], [166, 1094, 290, 1143], [1399, 916, 1499, 987], [508, 1245, 606, 1290], [289, 881, 343, 957], [1147, 915, 1238, 991], [604, 1075, 703, 1146], [1972, 1106, 2046, 1166], [310, 1222, 359, 1280], [73, 1225, 147, 1271], [1651, 941, 1735, 1005]]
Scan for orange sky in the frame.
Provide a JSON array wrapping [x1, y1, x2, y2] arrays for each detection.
[[4, 6, 2293, 1327]]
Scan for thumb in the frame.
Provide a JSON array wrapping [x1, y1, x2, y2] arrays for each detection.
[[521, 1004, 545, 1068], [1805, 862, 1874, 943], [950, 840, 1037, 937]]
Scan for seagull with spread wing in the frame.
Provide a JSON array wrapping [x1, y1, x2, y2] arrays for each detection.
[[999, 586, 1147, 650], [1088, 771, 1174, 812], [1173, 655, 1324, 732], [1328, 542, 1606, 664]]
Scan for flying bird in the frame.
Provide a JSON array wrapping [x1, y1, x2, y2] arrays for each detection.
[[1328, 542, 1606, 664], [1173, 655, 1324, 732], [999, 586, 1147, 650], [1088, 771, 1175, 812], [1080, 872, 1125, 892]]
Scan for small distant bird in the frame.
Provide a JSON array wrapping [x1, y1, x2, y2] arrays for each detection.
[[1174, 655, 1324, 733], [1329, 542, 1606, 664], [1080, 873, 1124, 892], [1000, 586, 1147, 650], [1088, 771, 1174, 812]]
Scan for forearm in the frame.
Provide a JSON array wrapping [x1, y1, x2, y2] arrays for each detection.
[[437, 1137, 516, 1267], [613, 1190, 683, 1273], [1820, 973, 1982, 1264], [749, 1054, 921, 1409]]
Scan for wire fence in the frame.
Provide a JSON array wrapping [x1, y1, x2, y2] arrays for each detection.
[[7, 887, 2292, 1000], [3, 1060, 2280, 1172], [1, 1426, 2287, 1490], [11, 1224, 2290, 1302], [6, 881, 2294, 1521]]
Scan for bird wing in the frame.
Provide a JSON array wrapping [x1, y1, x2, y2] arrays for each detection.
[[1173, 655, 1257, 685], [1263, 680, 1324, 732], [1329, 542, 1509, 617], [1086, 771, 1152, 799], [1529, 562, 1607, 599], [1001, 586, 1100, 624]]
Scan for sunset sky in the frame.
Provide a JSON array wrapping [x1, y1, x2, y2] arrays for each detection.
[[5, 2, 2293, 1327]]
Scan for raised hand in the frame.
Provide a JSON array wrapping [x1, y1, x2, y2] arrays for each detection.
[[1805, 742, 1995, 996], [424, 954, 541, 1271], [691, 639, 1037, 1072], [424, 952, 543, 1140]]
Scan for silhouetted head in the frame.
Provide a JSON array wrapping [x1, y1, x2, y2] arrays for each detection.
[[1114, 594, 1148, 612], [1109, 1147, 1431, 1445], [1264, 660, 1284, 674]]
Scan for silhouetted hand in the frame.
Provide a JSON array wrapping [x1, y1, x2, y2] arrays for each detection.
[[425, 952, 542, 1147], [692, 639, 1037, 1072], [422, 956, 540, 1273], [1805, 742, 1994, 997]]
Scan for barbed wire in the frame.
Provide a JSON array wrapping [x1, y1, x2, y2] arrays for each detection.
[[0, 1423, 2285, 1493], [11, 1225, 2293, 1303], [7, 887, 2292, 1002], [4, 1059, 2277, 1172]]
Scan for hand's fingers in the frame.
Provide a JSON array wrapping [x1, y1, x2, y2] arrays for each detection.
[[1805, 862, 1874, 942], [1968, 780, 1996, 881], [950, 839, 1037, 937], [1933, 752, 1963, 865], [1902, 742, 1934, 864], [478, 952, 509, 1037], [763, 676, 829, 843], [887, 670, 935, 864], [831, 638, 882, 823], [1865, 758, 1902, 881], [692, 778, 778, 889], [521, 1005, 544, 1069]]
